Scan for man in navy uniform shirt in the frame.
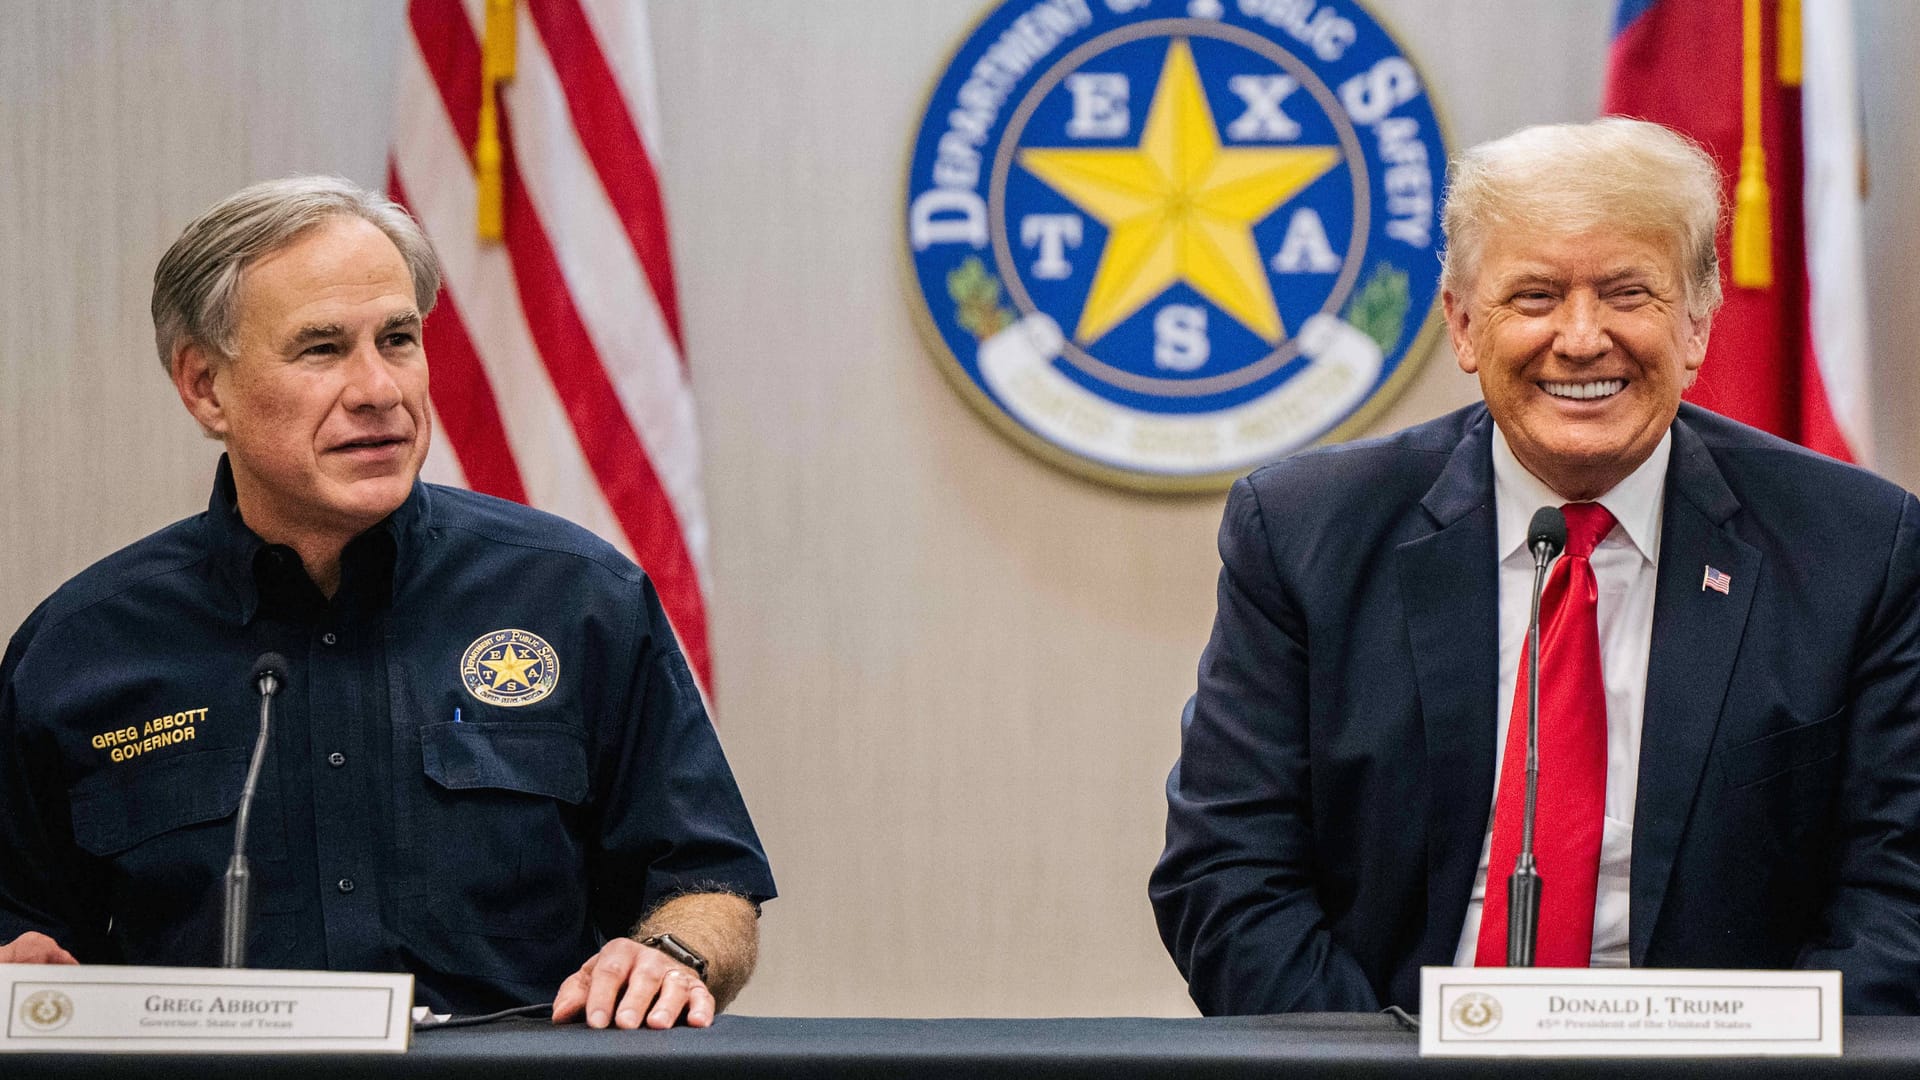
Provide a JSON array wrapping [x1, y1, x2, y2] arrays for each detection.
[[0, 177, 774, 1028]]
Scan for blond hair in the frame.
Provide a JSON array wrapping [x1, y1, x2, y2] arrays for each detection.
[[1440, 118, 1724, 318]]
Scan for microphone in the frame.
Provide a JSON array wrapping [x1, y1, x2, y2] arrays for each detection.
[[223, 652, 287, 968], [1508, 507, 1565, 967]]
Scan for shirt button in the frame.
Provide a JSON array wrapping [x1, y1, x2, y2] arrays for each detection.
[[337, 878, 356, 894], [321, 632, 338, 646], [328, 752, 346, 768]]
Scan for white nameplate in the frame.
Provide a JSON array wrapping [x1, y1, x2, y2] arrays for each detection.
[[0, 964, 413, 1053], [1419, 966, 1841, 1057]]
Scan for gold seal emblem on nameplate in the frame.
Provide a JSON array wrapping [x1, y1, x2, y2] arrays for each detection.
[[1449, 991, 1502, 1035], [19, 988, 73, 1031], [461, 629, 559, 707]]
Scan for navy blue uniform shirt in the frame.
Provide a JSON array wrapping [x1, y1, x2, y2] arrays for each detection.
[[0, 458, 774, 1013]]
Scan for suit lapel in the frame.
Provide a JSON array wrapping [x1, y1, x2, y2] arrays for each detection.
[[1397, 411, 1501, 960], [1629, 416, 1759, 963]]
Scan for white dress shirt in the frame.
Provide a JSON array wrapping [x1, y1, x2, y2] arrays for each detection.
[[1451, 427, 1671, 967]]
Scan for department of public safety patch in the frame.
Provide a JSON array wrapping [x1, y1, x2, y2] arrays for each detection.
[[905, 0, 1448, 491], [460, 629, 559, 707]]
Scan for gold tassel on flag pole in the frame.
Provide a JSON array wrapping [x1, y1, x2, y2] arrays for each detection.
[[1731, 0, 1773, 288], [476, 0, 517, 242], [1776, 0, 1802, 85]]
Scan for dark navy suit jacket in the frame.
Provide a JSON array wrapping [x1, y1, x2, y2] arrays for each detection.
[[1150, 403, 1920, 1015]]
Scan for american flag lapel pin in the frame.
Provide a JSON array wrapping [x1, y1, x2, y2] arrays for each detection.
[[1702, 565, 1732, 595]]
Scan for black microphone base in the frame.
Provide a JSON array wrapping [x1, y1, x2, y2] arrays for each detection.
[[222, 857, 251, 969], [1506, 863, 1540, 967]]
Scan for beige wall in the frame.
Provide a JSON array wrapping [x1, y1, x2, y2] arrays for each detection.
[[3, 0, 1917, 1017]]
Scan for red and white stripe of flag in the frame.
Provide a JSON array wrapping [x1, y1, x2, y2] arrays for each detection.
[[1800, 0, 1871, 461], [1604, 0, 1870, 465], [390, 0, 715, 691]]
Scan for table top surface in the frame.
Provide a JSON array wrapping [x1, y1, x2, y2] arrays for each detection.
[[12, 1013, 1920, 1078]]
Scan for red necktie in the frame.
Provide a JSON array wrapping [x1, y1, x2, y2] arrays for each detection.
[[1476, 502, 1615, 967]]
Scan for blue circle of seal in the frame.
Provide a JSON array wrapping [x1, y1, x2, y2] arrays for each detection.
[[905, 0, 1448, 491]]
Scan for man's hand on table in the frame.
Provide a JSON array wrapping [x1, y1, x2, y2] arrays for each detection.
[[551, 893, 759, 1030], [552, 936, 715, 1029], [0, 931, 77, 964]]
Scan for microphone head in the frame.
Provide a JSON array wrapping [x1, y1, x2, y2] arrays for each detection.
[[250, 652, 289, 693], [1528, 506, 1567, 559]]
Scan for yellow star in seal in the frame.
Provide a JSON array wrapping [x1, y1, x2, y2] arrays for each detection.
[[1019, 39, 1341, 345], [480, 645, 539, 690]]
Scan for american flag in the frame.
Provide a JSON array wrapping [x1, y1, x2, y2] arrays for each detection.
[[1703, 565, 1733, 595], [389, 0, 713, 691]]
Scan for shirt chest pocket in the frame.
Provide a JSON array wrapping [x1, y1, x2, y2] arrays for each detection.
[[420, 721, 590, 803], [67, 744, 296, 921], [412, 721, 591, 940], [69, 745, 287, 862]]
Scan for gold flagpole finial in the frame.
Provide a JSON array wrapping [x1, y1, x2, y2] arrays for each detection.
[[476, 0, 517, 242], [1731, 0, 1774, 288]]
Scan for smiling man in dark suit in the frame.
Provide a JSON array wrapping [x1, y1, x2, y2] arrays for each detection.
[[1150, 118, 1920, 1015]]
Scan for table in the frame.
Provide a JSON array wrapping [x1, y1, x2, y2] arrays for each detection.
[[11, 1013, 1920, 1077]]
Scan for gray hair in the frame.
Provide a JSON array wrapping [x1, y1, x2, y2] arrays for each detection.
[[1440, 118, 1724, 319], [151, 176, 441, 373]]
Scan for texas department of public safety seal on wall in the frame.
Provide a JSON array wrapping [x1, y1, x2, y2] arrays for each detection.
[[461, 629, 559, 707], [905, 0, 1447, 491]]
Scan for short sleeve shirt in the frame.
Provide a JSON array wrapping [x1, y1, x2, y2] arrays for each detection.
[[0, 457, 775, 1013]]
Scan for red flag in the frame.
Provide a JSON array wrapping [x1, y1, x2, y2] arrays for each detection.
[[1604, 0, 1868, 463], [389, 0, 715, 690]]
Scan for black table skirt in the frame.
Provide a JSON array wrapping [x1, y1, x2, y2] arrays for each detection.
[[12, 1013, 1920, 1078]]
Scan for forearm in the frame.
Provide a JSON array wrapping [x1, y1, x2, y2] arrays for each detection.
[[1155, 479, 1381, 1013], [1806, 492, 1920, 1013], [1153, 774, 1381, 1014], [634, 892, 759, 1009]]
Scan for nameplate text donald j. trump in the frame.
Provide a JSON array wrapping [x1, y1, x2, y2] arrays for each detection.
[[1420, 966, 1840, 1057]]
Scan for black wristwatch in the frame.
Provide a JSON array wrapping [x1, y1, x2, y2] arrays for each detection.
[[637, 933, 708, 980]]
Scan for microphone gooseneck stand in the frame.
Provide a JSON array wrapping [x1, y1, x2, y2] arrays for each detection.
[[224, 652, 286, 969], [1509, 507, 1566, 967]]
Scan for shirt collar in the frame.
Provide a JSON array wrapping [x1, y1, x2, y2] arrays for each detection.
[[203, 454, 426, 623], [1492, 426, 1671, 566]]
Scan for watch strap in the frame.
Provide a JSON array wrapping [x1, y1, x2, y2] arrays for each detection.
[[637, 933, 708, 979]]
